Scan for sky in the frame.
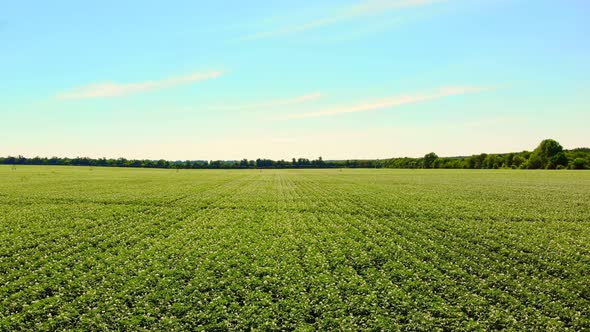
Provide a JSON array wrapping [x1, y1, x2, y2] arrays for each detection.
[[1, 0, 589, 160]]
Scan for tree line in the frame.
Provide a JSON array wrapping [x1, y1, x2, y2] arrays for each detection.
[[1, 139, 589, 170]]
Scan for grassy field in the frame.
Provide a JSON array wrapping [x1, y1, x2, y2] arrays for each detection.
[[1, 166, 589, 330]]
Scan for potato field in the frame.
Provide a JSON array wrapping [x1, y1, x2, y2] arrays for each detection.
[[1, 166, 589, 330]]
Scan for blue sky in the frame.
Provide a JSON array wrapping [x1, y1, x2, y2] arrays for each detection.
[[1, 0, 589, 160]]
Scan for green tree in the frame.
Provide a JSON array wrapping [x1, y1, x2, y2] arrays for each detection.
[[511, 155, 526, 169], [483, 154, 502, 169], [239, 159, 249, 168], [547, 152, 568, 169], [474, 153, 487, 169], [532, 139, 563, 168], [423, 152, 438, 168], [526, 154, 543, 169], [570, 158, 588, 170], [432, 158, 443, 168]]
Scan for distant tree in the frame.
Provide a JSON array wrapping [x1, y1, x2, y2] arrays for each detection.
[[502, 153, 515, 168], [209, 160, 221, 169], [2, 137, 588, 171], [570, 158, 588, 170], [547, 152, 568, 169], [432, 158, 444, 168], [473, 154, 487, 169], [156, 159, 168, 168], [483, 154, 502, 169], [525, 154, 543, 169], [512, 155, 526, 169], [297, 158, 310, 166], [423, 152, 438, 168], [531, 139, 563, 168]]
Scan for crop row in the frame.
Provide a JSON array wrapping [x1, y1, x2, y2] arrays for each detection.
[[0, 167, 589, 330]]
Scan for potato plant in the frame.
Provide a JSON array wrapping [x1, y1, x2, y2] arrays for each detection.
[[1, 166, 589, 330]]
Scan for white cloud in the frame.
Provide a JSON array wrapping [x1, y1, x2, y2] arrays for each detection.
[[242, 0, 441, 40], [346, 0, 441, 16], [288, 86, 486, 119], [213, 92, 322, 112], [58, 71, 223, 100], [240, 92, 321, 109]]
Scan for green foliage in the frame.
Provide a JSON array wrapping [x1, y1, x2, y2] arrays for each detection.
[[525, 154, 544, 169], [483, 154, 502, 169], [528, 139, 564, 169], [536, 139, 564, 161], [571, 158, 588, 170], [423, 152, 438, 168], [1, 166, 589, 330], [1, 139, 589, 170], [548, 152, 569, 169], [512, 155, 526, 168]]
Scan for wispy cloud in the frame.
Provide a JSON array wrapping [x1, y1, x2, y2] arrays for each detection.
[[288, 86, 487, 119], [242, 0, 441, 40], [346, 0, 441, 15], [213, 92, 321, 112], [58, 71, 223, 100], [241, 92, 321, 109]]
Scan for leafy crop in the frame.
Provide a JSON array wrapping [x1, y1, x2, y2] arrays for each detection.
[[1, 166, 589, 330]]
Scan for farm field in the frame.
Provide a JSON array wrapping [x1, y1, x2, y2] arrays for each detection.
[[1, 166, 589, 330]]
